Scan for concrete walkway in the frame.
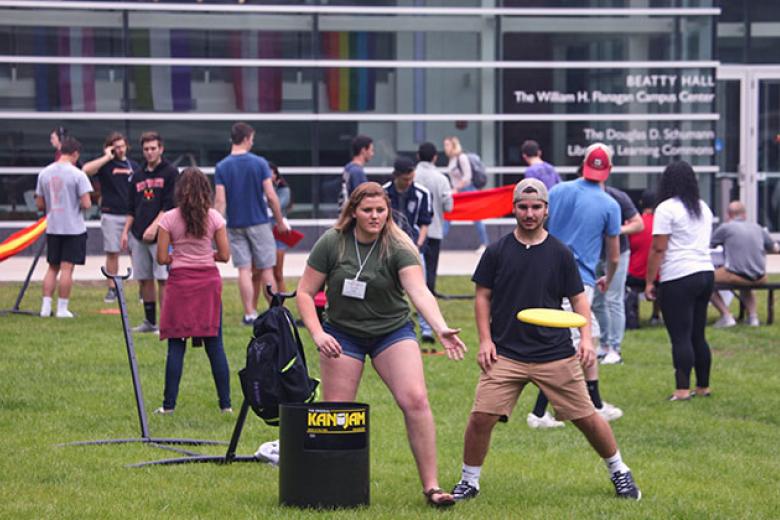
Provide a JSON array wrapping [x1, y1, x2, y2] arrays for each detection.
[[0, 251, 486, 282], [3, 251, 779, 283]]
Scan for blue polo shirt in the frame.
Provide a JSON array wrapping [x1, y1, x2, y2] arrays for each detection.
[[215, 153, 271, 228], [547, 178, 621, 286]]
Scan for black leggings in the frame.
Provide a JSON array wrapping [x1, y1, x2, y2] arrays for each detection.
[[658, 270, 714, 389]]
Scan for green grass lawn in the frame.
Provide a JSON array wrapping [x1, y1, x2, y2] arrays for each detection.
[[1, 277, 779, 519]]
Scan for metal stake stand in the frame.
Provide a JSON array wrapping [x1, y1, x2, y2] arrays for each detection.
[[433, 290, 474, 301], [58, 267, 225, 456], [128, 398, 265, 467], [0, 237, 45, 316], [129, 286, 295, 467]]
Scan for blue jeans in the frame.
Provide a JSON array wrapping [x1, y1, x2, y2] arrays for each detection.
[[417, 253, 433, 337], [592, 249, 630, 352], [459, 184, 489, 246], [162, 318, 231, 410]]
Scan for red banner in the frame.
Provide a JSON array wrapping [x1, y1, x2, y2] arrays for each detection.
[[444, 185, 514, 221]]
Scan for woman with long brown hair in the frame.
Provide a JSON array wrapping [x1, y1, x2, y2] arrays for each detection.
[[296, 182, 466, 507], [154, 167, 232, 414]]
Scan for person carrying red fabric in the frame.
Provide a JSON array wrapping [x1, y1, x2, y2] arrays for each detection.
[[625, 189, 661, 328]]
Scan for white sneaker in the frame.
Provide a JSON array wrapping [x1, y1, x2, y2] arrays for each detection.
[[601, 350, 623, 365], [596, 346, 609, 359], [713, 315, 737, 329], [527, 412, 565, 429], [256, 439, 280, 465], [596, 401, 623, 422], [40, 309, 51, 318], [55, 309, 74, 318], [747, 315, 760, 327]]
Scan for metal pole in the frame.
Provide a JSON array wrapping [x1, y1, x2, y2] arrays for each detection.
[[106, 267, 150, 439], [11, 236, 46, 312], [311, 9, 321, 219], [122, 9, 131, 140]]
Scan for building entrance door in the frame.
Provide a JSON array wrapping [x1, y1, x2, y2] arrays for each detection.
[[718, 66, 780, 232]]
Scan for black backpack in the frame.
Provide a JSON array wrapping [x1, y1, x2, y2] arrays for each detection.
[[238, 303, 319, 426]]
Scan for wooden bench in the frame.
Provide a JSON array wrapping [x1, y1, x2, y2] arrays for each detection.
[[714, 282, 780, 325]]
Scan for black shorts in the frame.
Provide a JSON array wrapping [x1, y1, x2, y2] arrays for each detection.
[[47, 233, 87, 265]]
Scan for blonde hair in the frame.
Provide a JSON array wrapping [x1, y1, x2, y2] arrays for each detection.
[[444, 136, 463, 157], [334, 182, 418, 261]]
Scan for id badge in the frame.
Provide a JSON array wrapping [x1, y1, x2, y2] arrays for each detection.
[[342, 278, 367, 300]]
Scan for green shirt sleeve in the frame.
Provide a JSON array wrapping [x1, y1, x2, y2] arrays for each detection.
[[390, 240, 422, 272], [307, 228, 339, 274]]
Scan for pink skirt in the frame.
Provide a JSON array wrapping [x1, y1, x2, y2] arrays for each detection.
[[159, 266, 222, 340]]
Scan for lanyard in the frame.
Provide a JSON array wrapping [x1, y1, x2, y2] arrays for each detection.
[[353, 232, 378, 280], [123, 159, 133, 181]]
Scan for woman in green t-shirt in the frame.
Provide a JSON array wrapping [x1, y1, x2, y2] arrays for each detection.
[[297, 182, 467, 508]]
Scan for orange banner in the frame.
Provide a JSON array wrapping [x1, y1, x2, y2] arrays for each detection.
[[0, 217, 47, 262], [444, 185, 514, 221]]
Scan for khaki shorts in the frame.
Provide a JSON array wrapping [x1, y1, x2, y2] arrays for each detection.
[[129, 234, 168, 281], [228, 223, 276, 269], [471, 355, 595, 422], [101, 213, 126, 253], [714, 266, 767, 285]]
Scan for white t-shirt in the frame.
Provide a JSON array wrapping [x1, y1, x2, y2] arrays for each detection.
[[653, 197, 714, 282]]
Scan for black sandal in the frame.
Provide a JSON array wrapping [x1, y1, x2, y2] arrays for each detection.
[[423, 488, 456, 508]]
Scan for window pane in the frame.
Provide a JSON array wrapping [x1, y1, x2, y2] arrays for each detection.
[[0, 63, 316, 113], [126, 26, 312, 60], [317, 66, 482, 114], [502, 16, 713, 62], [0, 174, 38, 220]]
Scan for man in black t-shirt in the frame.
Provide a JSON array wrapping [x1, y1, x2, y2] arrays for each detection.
[[450, 179, 641, 503], [119, 131, 177, 333], [84, 131, 141, 303]]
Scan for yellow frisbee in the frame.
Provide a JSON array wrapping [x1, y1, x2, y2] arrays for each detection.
[[516, 308, 587, 328]]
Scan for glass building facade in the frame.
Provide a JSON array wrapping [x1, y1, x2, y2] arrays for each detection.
[[0, 1, 776, 231]]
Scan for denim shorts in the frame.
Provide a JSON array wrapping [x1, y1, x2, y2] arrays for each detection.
[[323, 320, 417, 362]]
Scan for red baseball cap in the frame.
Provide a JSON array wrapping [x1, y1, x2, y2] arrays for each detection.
[[582, 143, 613, 182]]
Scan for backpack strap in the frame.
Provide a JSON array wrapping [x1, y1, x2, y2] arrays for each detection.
[[281, 306, 309, 369]]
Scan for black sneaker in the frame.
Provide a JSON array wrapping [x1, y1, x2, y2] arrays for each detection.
[[451, 480, 479, 501], [611, 471, 641, 500]]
